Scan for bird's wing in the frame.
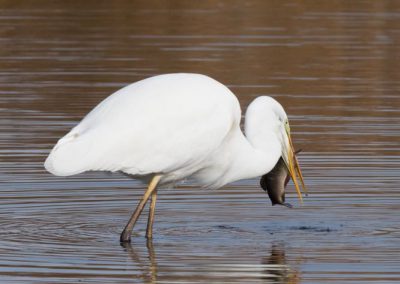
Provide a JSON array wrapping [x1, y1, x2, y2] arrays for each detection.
[[45, 74, 241, 178]]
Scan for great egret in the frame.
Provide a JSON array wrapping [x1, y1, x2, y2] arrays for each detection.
[[44, 73, 306, 242]]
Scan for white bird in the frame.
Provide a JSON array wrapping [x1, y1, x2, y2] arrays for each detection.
[[44, 73, 306, 242]]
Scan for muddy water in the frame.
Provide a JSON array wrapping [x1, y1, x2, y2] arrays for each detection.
[[1, 1, 400, 283]]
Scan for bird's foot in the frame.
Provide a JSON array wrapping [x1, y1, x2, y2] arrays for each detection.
[[120, 230, 132, 243]]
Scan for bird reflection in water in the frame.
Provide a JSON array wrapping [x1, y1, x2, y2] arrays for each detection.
[[261, 243, 300, 284], [121, 240, 299, 283]]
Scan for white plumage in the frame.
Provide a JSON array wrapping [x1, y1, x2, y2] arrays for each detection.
[[44, 73, 306, 241]]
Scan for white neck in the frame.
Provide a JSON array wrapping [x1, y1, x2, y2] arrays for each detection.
[[224, 126, 281, 184], [209, 96, 286, 188]]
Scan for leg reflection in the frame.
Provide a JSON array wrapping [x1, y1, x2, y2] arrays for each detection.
[[121, 239, 158, 283], [146, 238, 157, 283]]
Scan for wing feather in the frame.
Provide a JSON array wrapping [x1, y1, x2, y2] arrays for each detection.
[[45, 74, 241, 178]]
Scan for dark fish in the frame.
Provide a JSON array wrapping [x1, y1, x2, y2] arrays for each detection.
[[260, 150, 302, 208]]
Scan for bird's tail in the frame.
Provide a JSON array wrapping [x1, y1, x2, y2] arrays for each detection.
[[44, 130, 92, 176]]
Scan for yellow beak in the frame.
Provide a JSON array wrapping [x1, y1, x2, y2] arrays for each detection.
[[284, 123, 307, 203]]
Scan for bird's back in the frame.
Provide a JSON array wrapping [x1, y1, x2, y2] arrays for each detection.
[[45, 73, 241, 184]]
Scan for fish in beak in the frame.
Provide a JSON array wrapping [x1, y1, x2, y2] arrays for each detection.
[[260, 156, 293, 208], [261, 120, 307, 206]]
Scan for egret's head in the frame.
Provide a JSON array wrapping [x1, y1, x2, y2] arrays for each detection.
[[252, 96, 307, 205]]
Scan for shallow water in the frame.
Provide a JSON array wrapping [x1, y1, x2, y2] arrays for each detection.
[[1, 1, 400, 283]]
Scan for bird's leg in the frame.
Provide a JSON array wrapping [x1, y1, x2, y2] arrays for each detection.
[[146, 189, 158, 239], [120, 175, 162, 243]]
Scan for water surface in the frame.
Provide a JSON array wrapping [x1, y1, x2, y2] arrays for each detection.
[[1, 1, 400, 283]]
